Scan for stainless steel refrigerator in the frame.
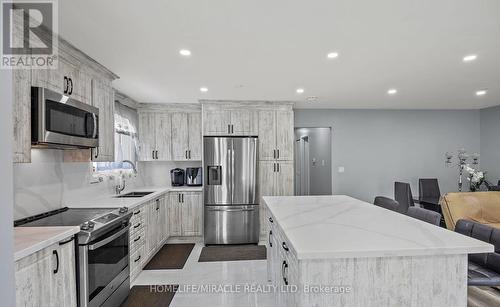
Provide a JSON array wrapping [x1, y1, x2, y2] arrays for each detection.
[[204, 136, 259, 244]]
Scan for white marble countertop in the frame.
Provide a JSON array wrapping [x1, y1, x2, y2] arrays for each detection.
[[66, 186, 203, 209], [14, 226, 80, 261], [263, 195, 494, 260]]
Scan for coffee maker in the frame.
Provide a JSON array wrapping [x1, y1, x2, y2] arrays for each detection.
[[170, 168, 185, 186], [185, 167, 202, 186]]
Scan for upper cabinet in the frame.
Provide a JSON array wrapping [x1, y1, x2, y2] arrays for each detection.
[[203, 106, 258, 136], [258, 109, 294, 161], [91, 79, 115, 162], [171, 112, 202, 161], [138, 111, 172, 161], [138, 104, 201, 162]]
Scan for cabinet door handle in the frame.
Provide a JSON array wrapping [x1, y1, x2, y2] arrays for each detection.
[[134, 236, 141, 242], [185, 150, 188, 159], [68, 78, 73, 95], [269, 230, 273, 247], [268, 217, 273, 223], [181, 194, 184, 203], [134, 255, 141, 263], [63, 76, 68, 94], [282, 260, 288, 285], [59, 237, 74, 246], [231, 124, 234, 134], [277, 163, 280, 172], [134, 223, 141, 229], [188, 150, 191, 160], [282, 242, 289, 251], [178, 194, 181, 203], [155, 150, 159, 160], [273, 149, 276, 159], [273, 163, 276, 172], [134, 210, 141, 215], [152, 150, 155, 160], [228, 124, 231, 134], [53, 250, 59, 274], [277, 149, 280, 159]]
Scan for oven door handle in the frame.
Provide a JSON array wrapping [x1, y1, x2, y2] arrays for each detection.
[[87, 225, 130, 251]]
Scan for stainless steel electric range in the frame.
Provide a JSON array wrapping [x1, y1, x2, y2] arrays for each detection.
[[15, 207, 132, 307]]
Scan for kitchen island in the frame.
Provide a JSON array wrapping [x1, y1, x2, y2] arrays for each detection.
[[263, 195, 493, 307]]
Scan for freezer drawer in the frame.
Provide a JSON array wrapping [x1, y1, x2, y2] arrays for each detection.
[[204, 205, 260, 244]]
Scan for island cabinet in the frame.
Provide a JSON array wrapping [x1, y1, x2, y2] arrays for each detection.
[[203, 106, 258, 136], [138, 111, 172, 161], [15, 237, 77, 307], [168, 191, 203, 237], [171, 112, 202, 161], [263, 195, 494, 307]]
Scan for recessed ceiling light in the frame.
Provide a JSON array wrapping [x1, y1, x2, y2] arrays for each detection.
[[200, 87, 208, 92], [387, 88, 397, 95], [296, 88, 304, 94], [327, 52, 339, 59], [463, 54, 477, 62], [476, 89, 487, 96], [179, 49, 191, 56]]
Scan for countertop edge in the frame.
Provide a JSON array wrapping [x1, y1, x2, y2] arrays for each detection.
[[14, 226, 80, 261]]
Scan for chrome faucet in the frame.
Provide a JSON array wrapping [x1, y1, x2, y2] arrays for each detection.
[[115, 160, 138, 195]]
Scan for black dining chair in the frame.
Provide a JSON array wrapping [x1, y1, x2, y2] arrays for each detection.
[[373, 196, 400, 212], [418, 178, 441, 199], [407, 207, 442, 226], [394, 182, 414, 214]]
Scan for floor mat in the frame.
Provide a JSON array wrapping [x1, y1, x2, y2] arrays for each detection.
[[144, 244, 195, 270], [120, 285, 178, 307], [198, 245, 267, 262]]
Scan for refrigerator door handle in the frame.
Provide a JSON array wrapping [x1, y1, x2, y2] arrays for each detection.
[[206, 208, 256, 212]]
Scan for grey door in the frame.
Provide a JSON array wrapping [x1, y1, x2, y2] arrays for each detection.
[[204, 137, 232, 205], [231, 137, 258, 205]]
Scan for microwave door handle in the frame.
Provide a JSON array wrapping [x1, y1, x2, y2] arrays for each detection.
[[87, 225, 130, 250], [92, 113, 98, 138]]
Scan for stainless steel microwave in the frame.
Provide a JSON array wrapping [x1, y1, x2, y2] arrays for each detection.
[[31, 87, 99, 148]]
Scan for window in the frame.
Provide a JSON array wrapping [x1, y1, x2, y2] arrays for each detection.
[[93, 102, 139, 173]]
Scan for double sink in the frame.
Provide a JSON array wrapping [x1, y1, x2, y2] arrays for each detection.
[[114, 191, 154, 198]]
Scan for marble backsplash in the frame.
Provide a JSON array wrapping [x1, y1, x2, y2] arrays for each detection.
[[13, 149, 201, 220]]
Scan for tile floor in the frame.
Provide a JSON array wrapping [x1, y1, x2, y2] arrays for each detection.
[[133, 243, 276, 307]]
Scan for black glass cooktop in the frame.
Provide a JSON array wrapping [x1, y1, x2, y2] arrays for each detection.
[[14, 207, 115, 227]]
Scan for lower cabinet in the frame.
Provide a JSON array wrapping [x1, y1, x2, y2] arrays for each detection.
[[146, 196, 169, 259], [169, 192, 203, 237], [15, 237, 77, 307]]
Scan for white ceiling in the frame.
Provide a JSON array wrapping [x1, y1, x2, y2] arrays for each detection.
[[59, 0, 500, 109]]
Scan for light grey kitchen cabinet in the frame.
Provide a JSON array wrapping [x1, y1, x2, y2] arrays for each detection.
[[274, 161, 294, 196], [203, 108, 257, 136], [31, 56, 92, 105], [258, 109, 294, 161], [188, 112, 202, 160], [146, 196, 168, 258], [168, 193, 182, 236], [171, 112, 202, 161], [181, 192, 203, 236], [91, 79, 115, 162], [169, 192, 202, 237], [203, 109, 231, 135], [15, 238, 77, 307], [155, 113, 173, 160], [138, 111, 172, 161], [12, 68, 31, 163]]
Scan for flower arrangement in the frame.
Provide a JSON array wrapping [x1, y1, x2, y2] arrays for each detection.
[[464, 165, 485, 192]]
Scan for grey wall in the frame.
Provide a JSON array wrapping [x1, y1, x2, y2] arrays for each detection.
[[295, 127, 332, 195], [1, 70, 15, 305], [295, 109, 481, 203], [480, 105, 500, 184]]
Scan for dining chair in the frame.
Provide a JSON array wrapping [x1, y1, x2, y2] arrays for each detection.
[[407, 207, 442, 226], [373, 196, 400, 212], [394, 182, 414, 214], [419, 178, 441, 199]]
